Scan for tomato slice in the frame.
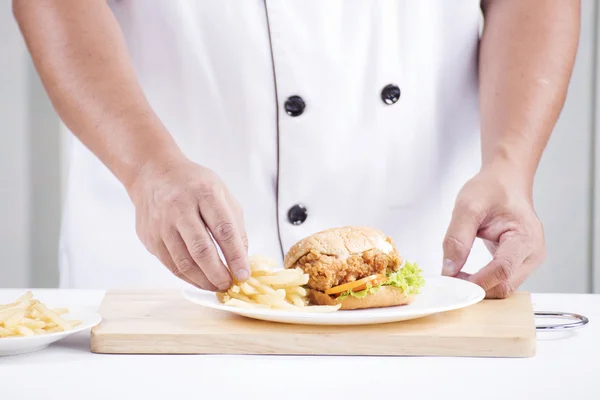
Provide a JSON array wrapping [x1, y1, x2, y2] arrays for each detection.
[[324, 274, 387, 295]]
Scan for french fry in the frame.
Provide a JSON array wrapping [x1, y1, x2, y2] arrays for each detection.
[[288, 294, 306, 307], [215, 292, 227, 303], [0, 292, 33, 312], [255, 270, 302, 286], [249, 255, 277, 268], [274, 289, 287, 300], [33, 303, 73, 331], [285, 286, 307, 297], [248, 264, 270, 274], [17, 291, 34, 302], [249, 269, 272, 277], [21, 318, 46, 330], [246, 277, 277, 295], [3, 310, 26, 328], [29, 309, 43, 320], [224, 298, 269, 309], [253, 295, 298, 310], [270, 275, 310, 289], [17, 326, 35, 337], [0, 326, 13, 337], [226, 291, 253, 303], [239, 282, 259, 296]]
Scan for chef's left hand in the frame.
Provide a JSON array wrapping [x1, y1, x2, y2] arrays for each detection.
[[441, 163, 546, 298]]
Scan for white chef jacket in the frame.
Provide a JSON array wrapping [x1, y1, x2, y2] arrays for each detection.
[[58, 0, 491, 289]]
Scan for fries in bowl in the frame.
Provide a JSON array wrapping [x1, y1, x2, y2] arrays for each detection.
[[0, 291, 82, 338]]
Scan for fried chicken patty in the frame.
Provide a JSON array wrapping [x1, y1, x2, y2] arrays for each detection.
[[294, 248, 402, 292]]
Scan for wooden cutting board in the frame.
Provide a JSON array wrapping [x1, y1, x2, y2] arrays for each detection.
[[90, 289, 536, 357]]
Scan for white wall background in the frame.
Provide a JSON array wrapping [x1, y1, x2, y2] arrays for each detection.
[[0, 3, 30, 288], [523, 0, 598, 294], [0, 1, 599, 293]]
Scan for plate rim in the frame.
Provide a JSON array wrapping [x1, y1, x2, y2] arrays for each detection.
[[181, 275, 486, 323]]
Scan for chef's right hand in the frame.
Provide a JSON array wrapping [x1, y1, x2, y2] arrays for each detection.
[[127, 158, 250, 291]]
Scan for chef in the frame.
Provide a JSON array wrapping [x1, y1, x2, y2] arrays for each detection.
[[14, 1, 579, 298]]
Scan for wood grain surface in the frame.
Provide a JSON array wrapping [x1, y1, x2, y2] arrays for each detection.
[[90, 290, 536, 357]]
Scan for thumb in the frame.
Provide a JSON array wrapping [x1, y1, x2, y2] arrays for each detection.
[[442, 202, 482, 276]]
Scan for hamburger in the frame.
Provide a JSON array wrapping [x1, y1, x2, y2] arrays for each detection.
[[284, 226, 425, 310]]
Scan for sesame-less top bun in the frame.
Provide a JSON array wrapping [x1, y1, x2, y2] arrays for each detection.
[[283, 226, 396, 269]]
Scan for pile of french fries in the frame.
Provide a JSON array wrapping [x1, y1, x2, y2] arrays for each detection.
[[0, 291, 81, 338], [217, 255, 340, 312]]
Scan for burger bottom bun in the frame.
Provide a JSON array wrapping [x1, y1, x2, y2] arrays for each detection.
[[309, 286, 415, 310]]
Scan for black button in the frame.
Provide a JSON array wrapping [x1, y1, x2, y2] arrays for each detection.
[[284, 95, 306, 117], [381, 84, 401, 105], [287, 204, 307, 225]]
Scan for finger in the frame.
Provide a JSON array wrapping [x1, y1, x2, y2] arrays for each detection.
[[162, 228, 220, 291], [225, 191, 249, 252], [176, 213, 233, 290], [442, 202, 482, 276], [231, 201, 249, 252], [453, 271, 472, 281], [153, 240, 205, 289], [241, 232, 249, 253], [198, 190, 250, 281], [468, 232, 530, 292], [484, 256, 534, 299]]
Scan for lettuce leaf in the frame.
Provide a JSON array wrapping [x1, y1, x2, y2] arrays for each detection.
[[384, 261, 425, 296], [334, 261, 425, 301]]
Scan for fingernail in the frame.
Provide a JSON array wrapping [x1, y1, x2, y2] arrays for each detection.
[[235, 269, 249, 281], [218, 282, 231, 291], [442, 259, 457, 276]]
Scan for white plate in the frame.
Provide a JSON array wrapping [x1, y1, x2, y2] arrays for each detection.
[[0, 295, 102, 357], [182, 275, 486, 326]]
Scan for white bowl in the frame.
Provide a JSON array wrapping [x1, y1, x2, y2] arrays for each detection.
[[0, 290, 102, 357], [0, 310, 101, 357]]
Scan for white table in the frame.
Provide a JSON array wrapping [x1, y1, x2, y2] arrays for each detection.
[[0, 289, 598, 400]]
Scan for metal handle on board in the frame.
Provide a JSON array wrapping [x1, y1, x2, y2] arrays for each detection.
[[534, 311, 589, 331]]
